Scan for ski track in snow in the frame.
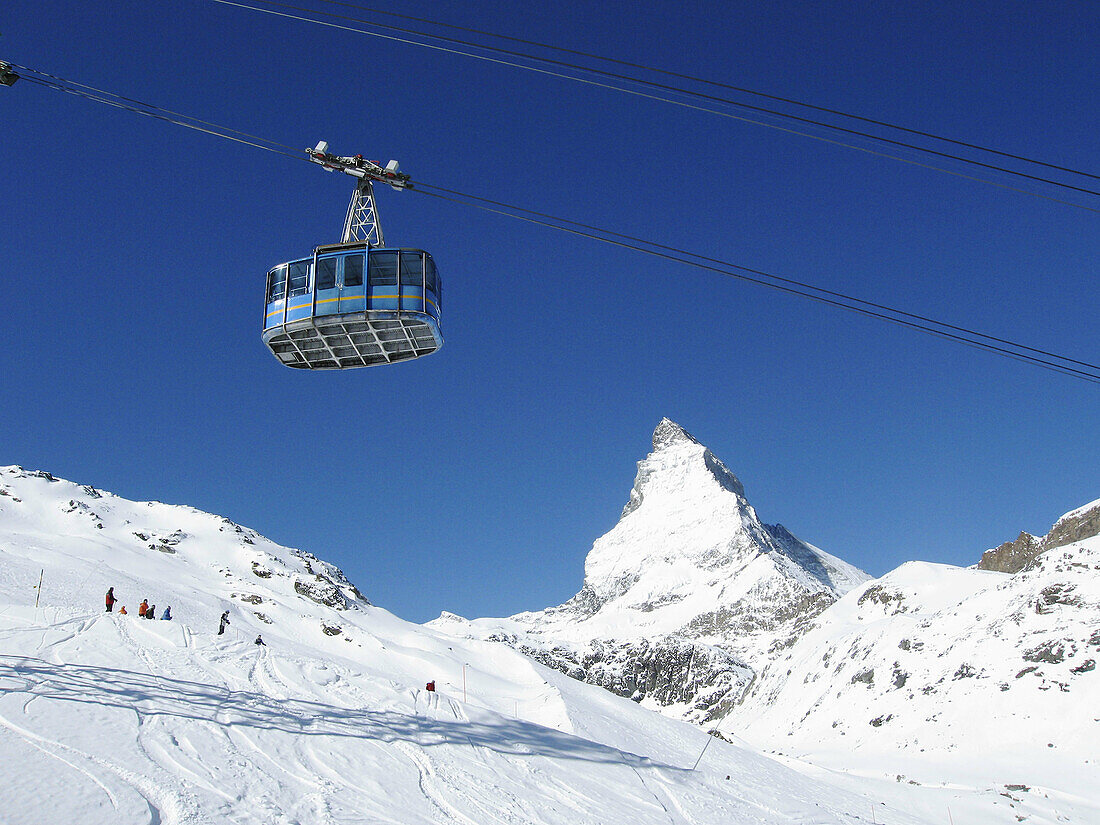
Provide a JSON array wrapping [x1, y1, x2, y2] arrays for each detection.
[[0, 690, 191, 824]]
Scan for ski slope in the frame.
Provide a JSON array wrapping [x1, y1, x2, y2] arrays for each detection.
[[0, 465, 928, 824], [1, 465, 1095, 823]]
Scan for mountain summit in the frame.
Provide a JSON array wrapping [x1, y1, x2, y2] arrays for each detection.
[[588, 418, 862, 622], [622, 417, 744, 516], [439, 419, 869, 721]]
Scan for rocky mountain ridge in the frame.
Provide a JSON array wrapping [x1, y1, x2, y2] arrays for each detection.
[[978, 498, 1100, 573], [0, 465, 371, 640]]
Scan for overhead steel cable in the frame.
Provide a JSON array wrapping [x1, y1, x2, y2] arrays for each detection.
[[217, 0, 1100, 207], [307, 0, 1099, 184], [5, 61, 1097, 383], [414, 182, 1099, 375], [411, 182, 1100, 384], [12, 63, 307, 161]]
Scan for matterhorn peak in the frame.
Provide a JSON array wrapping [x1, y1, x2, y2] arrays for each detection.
[[577, 419, 867, 623], [623, 419, 745, 518], [440, 421, 870, 724], [652, 418, 700, 450]]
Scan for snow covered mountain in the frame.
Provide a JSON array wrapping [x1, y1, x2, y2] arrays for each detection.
[[436, 419, 870, 721], [730, 499, 1100, 821], [0, 464, 941, 825]]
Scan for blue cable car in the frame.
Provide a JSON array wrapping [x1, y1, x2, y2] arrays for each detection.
[[262, 243, 442, 369], [262, 142, 443, 370]]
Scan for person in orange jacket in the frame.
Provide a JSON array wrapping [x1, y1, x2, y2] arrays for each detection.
[[138, 599, 149, 618], [119, 605, 128, 615]]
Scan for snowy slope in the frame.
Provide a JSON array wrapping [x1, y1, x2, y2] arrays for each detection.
[[0, 465, 944, 825], [730, 507, 1100, 824], [436, 420, 869, 721]]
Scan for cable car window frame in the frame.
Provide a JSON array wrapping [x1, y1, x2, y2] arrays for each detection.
[[369, 251, 398, 287], [266, 264, 287, 303], [400, 251, 425, 287], [424, 256, 437, 294], [315, 256, 338, 291], [343, 252, 364, 287], [287, 260, 311, 297]]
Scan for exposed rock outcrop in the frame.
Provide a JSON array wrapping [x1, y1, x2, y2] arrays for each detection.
[[978, 500, 1100, 573]]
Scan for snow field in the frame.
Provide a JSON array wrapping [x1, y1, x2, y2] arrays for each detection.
[[1, 466, 935, 824]]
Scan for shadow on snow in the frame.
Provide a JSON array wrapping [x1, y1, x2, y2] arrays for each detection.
[[0, 655, 679, 771]]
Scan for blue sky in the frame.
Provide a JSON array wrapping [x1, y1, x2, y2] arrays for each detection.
[[3, 0, 1096, 623]]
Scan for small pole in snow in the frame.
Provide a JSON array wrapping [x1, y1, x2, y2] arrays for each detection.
[[691, 731, 716, 772], [34, 569, 43, 608], [947, 807, 954, 825], [870, 802, 877, 824]]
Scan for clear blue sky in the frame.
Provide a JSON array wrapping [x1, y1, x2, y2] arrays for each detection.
[[3, 0, 1096, 622]]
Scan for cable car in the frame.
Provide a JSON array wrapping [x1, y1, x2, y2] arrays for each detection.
[[262, 143, 442, 369]]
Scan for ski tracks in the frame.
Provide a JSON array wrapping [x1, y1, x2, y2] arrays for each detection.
[[394, 739, 495, 825], [390, 693, 538, 825], [394, 696, 600, 825], [0, 695, 204, 825]]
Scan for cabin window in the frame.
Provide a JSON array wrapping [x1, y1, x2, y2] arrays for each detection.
[[287, 261, 310, 297], [266, 265, 287, 302], [316, 257, 337, 290], [424, 257, 438, 293], [343, 253, 364, 287], [369, 252, 398, 286], [400, 252, 424, 286]]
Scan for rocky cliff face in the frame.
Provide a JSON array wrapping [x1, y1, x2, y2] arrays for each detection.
[[486, 631, 754, 723], [435, 419, 869, 722], [978, 499, 1100, 573]]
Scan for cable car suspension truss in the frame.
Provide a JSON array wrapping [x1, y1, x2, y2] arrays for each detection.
[[0, 62, 20, 87], [307, 141, 411, 247]]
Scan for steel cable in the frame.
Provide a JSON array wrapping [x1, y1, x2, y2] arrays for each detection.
[[5, 63, 1097, 383]]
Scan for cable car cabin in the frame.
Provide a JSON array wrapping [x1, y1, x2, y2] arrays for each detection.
[[262, 243, 442, 369]]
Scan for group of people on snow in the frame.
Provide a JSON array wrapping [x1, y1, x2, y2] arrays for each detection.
[[108, 589, 265, 646], [105, 587, 171, 620]]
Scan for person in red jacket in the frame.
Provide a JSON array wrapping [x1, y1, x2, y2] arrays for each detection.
[[138, 599, 149, 618], [105, 587, 117, 613]]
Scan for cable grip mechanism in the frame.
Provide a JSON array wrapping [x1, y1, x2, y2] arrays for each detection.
[[0, 61, 20, 87]]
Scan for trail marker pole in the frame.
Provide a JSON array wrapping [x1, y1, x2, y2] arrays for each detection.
[[691, 732, 716, 772], [34, 569, 43, 608]]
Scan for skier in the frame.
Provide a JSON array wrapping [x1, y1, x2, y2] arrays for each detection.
[[105, 587, 117, 613], [254, 635, 266, 646], [138, 599, 149, 618], [161, 606, 172, 621], [218, 610, 230, 635]]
